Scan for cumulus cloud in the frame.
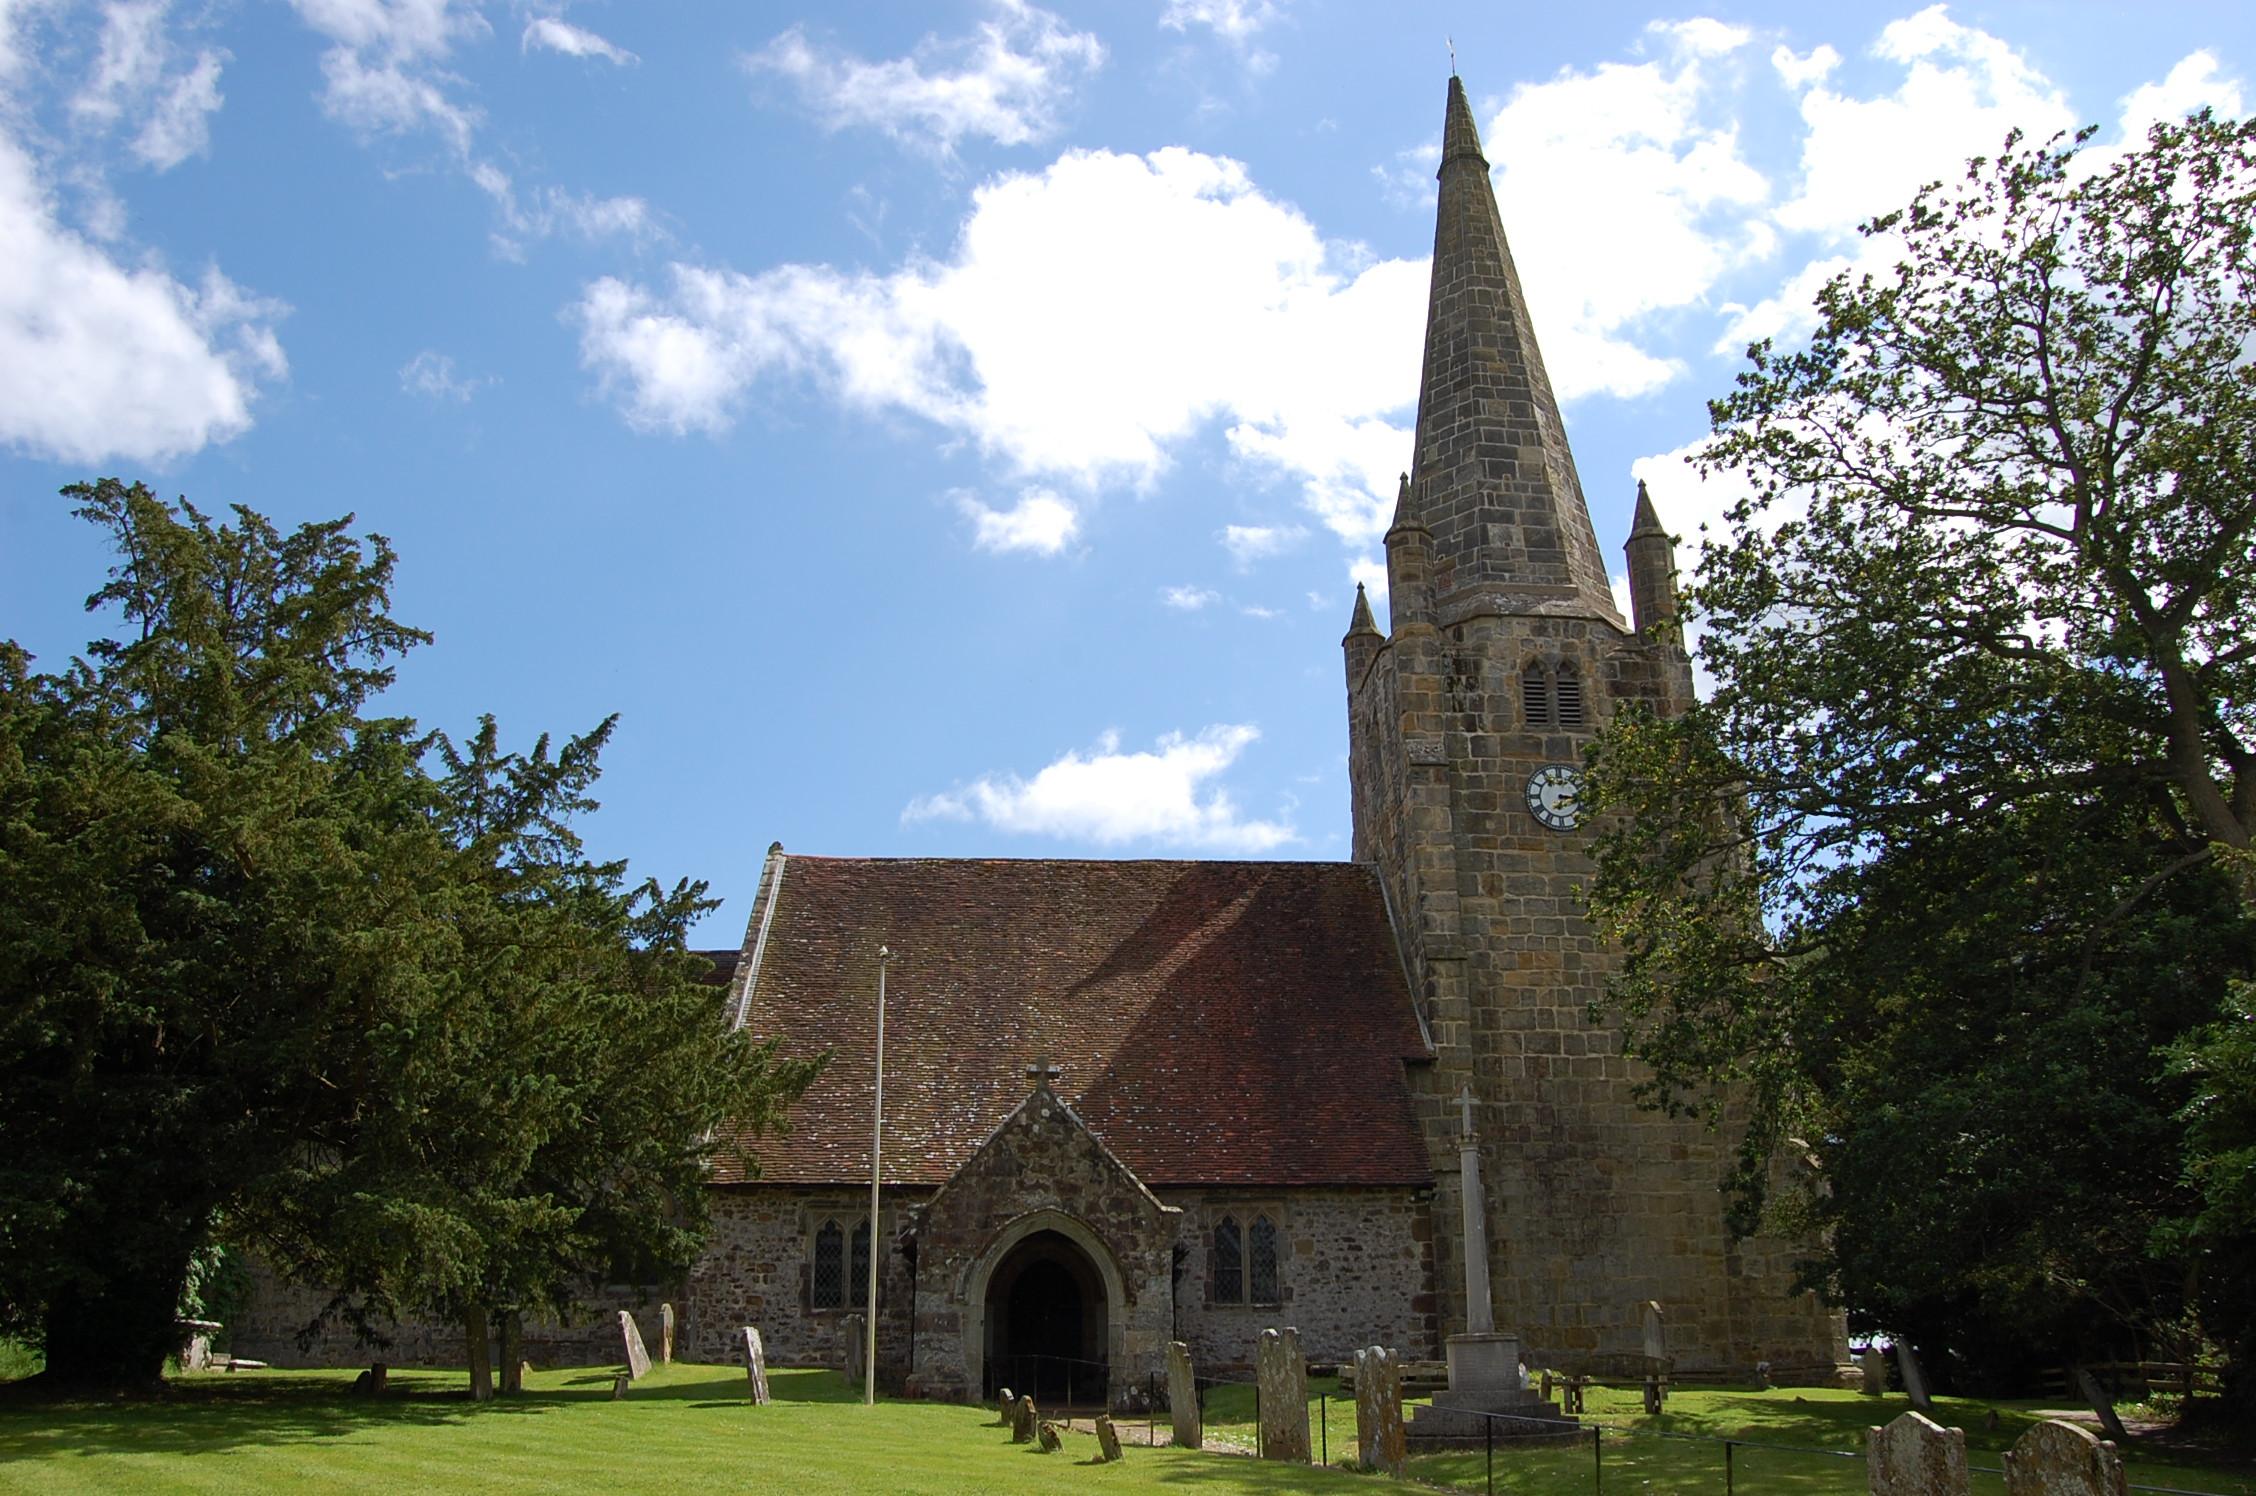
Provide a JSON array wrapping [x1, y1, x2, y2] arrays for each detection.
[[1160, 0, 1283, 44], [573, 147, 1425, 551], [0, 128, 286, 463], [1161, 584, 1219, 610], [747, 0, 1103, 155], [958, 488, 1079, 554], [902, 725, 1295, 852], [521, 16, 634, 65], [1219, 522, 1304, 566], [2117, 50, 2244, 139]]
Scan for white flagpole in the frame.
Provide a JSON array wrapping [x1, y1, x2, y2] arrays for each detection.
[[864, 946, 889, 1406]]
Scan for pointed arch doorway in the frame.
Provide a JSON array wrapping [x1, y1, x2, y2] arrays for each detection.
[[982, 1228, 1109, 1406]]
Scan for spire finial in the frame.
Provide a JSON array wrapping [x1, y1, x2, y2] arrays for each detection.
[[1447, 36, 1456, 77]]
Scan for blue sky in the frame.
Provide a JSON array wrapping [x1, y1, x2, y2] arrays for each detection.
[[2, 0, 2249, 942]]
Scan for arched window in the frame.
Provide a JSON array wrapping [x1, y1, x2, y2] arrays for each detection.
[[1213, 1215, 1243, 1304], [1554, 667, 1584, 727], [1247, 1214, 1280, 1304], [812, 1219, 844, 1308], [1521, 664, 1553, 726], [850, 1218, 872, 1306]]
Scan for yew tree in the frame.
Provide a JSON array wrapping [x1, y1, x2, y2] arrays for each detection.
[[1583, 113, 2256, 1410]]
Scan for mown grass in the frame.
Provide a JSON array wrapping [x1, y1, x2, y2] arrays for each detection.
[[1, 1364, 2248, 1495]]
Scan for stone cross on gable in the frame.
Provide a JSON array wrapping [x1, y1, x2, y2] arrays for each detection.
[[1457, 1084, 1477, 1140], [1026, 1051, 1062, 1089]]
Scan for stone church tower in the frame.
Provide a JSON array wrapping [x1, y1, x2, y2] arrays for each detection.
[[1345, 77, 1845, 1377]]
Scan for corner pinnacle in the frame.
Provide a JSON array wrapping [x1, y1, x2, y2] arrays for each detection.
[[1345, 581, 1381, 637], [1629, 479, 1665, 539]]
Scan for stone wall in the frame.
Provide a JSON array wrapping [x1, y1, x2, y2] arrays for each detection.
[[684, 1185, 925, 1377], [228, 1257, 668, 1369], [1165, 1187, 1439, 1376]]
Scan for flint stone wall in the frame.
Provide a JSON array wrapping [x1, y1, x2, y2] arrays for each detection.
[[1167, 1186, 1436, 1374], [685, 1186, 924, 1377]]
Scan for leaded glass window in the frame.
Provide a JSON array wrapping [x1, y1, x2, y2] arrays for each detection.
[[812, 1219, 843, 1308], [1248, 1214, 1280, 1304], [1213, 1215, 1243, 1303], [851, 1218, 871, 1306]]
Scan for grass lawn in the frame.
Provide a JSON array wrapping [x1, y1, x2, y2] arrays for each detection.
[[2, 1365, 2249, 1495]]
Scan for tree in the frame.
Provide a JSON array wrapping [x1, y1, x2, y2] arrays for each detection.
[[0, 481, 813, 1393], [1582, 112, 2256, 1415]]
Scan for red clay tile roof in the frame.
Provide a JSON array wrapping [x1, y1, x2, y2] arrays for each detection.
[[712, 857, 1434, 1189]]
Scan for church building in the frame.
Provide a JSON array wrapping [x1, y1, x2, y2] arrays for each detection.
[[680, 76, 1848, 1402]]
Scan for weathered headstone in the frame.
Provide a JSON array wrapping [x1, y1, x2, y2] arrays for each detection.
[[996, 1386, 1015, 1425], [1858, 1348, 1888, 1396], [1354, 1345, 1407, 1477], [1894, 1340, 1934, 1412], [1013, 1394, 1038, 1443], [1037, 1420, 1062, 1454], [1166, 1340, 1201, 1450], [370, 1361, 388, 1395], [2072, 1368, 2131, 1444], [618, 1309, 652, 1380], [741, 1326, 771, 1406], [1095, 1414, 1122, 1463], [842, 1313, 865, 1386], [2005, 1419, 2128, 1496], [1256, 1326, 1310, 1463], [1868, 1410, 1967, 1496], [1642, 1301, 1667, 1363], [660, 1302, 675, 1365], [610, 1373, 631, 1400]]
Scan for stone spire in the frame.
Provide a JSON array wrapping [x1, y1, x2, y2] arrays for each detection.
[[1407, 76, 1622, 625], [1623, 478, 1681, 636]]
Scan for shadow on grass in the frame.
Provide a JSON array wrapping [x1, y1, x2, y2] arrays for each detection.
[[0, 1363, 869, 1464]]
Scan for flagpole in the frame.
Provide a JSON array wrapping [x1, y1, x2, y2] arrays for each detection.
[[865, 945, 889, 1406]]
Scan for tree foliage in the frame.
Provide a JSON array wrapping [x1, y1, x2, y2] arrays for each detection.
[[1583, 113, 2256, 1408], [0, 481, 815, 1392]]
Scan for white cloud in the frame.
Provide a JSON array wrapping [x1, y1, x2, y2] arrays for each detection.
[[959, 488, 1078, 555], [1219, 522, 1304, 565], [2117, 51, 2244, 139], [1483, 19, 1772, 401], [1774, 6, 2072, 240], [1239, 602, 1281, 619], [521, 16, 634, 65], [1160, 0, 1282, 44], [747, 0, 1103, 155], [902, 724, 1295, 852], [1771, 43, 1840, 89], [0, 128, 285, 463], [1161, 584, 1219, 610], [399, 348, 483, 400], [70, 2, 226, 170], [574, 147, 1425, 553]]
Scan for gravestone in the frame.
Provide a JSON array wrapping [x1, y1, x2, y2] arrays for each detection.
[[1858, 1348, 1888, 1396], [660, 1302, 675, 1365], [618, 1310, 652, 1380], [1095, 1414, 1122, 1463], [1354, 1345, 1407, 1477], [1166, 1341, 1201, 1450], [1013, 1394, 1038, 1443], [1894, 1341, 1934, 1412], [370, 1362, 388, 1395], [1037, 1420, 1062, 1454], [1642, 1301, 1666, 1363], [741, 1326, 771, 1406], [2005, 1419, 2128, 1496], [842, 1313, 865, 1386], [996, 1386, 1015, 1426], [1256, 1326, 1310, 1463], [611, 1373, 631, 1400], [1868, 1410, 1967, 1496]]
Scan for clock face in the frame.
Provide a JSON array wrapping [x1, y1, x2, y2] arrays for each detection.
[[1525, 764, 1584, 832]]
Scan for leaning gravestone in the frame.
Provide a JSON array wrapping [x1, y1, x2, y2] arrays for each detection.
[[741, 1326, 771, 1406], [842, 1313, 865, 1386], [1095, 1414, 1122, 1463], [2005, 1419, 2128, 1496], [1354, 1345, 1407, 1477], [1868, 1410, 1967, 1496], [1167, 1341, 1201, 1450], [660, 1302, 675, 1365], [1256, 1327, 1310, 1463], [1013, 1394, 1038, 1444], [1036, 1421, 1062, 1454], [618, 1310, 652, 1380], [1894, 1341, 1935, 1412], [995, 1387, 1015, 1425]]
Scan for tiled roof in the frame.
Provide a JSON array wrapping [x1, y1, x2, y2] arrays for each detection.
[[693, 948, 740, 989], [712, 857, 1434, 1189]]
